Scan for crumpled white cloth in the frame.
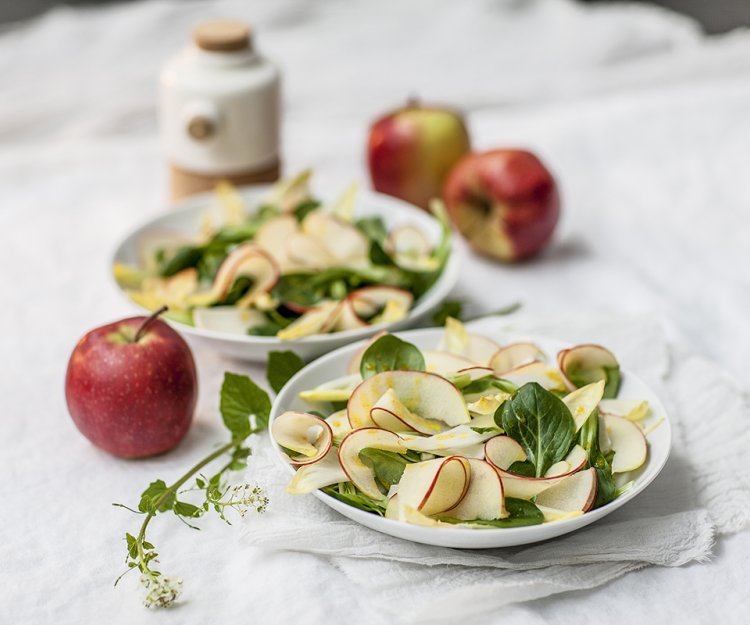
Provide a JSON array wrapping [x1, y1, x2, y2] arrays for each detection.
[[239, 315, 749, 622]]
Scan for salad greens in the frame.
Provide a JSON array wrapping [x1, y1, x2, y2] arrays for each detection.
[[274, 318, 653, 528]]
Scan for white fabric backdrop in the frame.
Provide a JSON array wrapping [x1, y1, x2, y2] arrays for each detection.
[[1, 1, 749, 623]]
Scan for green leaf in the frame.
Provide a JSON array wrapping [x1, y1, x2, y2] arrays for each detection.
[[358, 448, 411, 489], [462, 376, 518, 396], [432, 299, 464, 326], [173, 501, 203, 518], [125, 533, 138, 559], [440, 498, 543, 528], [293, 199, 321, 222], [220, 372, 272, 439], [578, 409, 616, 508], [159, 245, 203, 277], [471, 426, 501, 435], [507, 460, 536, 477], [355, 216, 388, 244], [321, 483, 387, 516], [219, 275, 254, 306], [228, 445, 251, 471], [138, 479, 175, 514], [498, 382, 575, 477], [360, 335, 425, 379], [266, 351, 305, 393]]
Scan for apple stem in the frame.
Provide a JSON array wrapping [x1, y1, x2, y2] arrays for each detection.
[[134, 306, 168, 343]]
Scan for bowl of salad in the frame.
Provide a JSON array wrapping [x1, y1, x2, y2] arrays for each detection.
[[112, 171, 459, 360], [269, 318, 671, 548]]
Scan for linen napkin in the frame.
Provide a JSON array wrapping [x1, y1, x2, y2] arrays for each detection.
[[239, 315, 749, 622]]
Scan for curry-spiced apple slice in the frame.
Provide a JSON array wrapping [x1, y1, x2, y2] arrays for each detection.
[[271, 411, 333, 465], [397, 456, 471, 516]]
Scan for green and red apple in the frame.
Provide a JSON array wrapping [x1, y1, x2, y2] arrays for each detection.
[[65, 309, 197, 458], [443, 149, 560, 261], [367, 101, 471, 210]]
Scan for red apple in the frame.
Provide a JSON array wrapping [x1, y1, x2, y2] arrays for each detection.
[[65, 308, 197, 458], [367, 101, 471, 210], [443, 149, 560, 261]]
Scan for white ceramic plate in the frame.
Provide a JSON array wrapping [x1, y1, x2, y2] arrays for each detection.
[[270, 325, 672, 549], [111, 186, 459, 361]]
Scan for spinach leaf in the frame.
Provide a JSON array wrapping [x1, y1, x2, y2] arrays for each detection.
[[578, 408, 616, 508], [463, 377, 518, 396], [440, 498, 543, 528], [498, 382, 575, 477], [293, 199, 321, 222], [321, 483, 386, 516], [355, 216, 388, 244], [219, 275, 254, 306], [360, 335, 426, 379], [159, 245, 203, 277], [266, 350, 306, 393], [507, 460, 536, 477], [432, 299, 464, 326], [358, 448, 411, 488]]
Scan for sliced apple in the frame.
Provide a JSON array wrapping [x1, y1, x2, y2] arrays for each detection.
[[254, 214, 300, 271], [334, 298, 368, 331], [347, 370, 470, 429], [192, 306, 267, 335], [338, 428, 406, 499], [437, 317, 500, 365], [346, 331, 388, 375], [484, 436, 527, 470], [500, 362, 566, 391], [349, 286, 414, 319], [424, 350, 476, 376], [272, 411, 332, 465], [536, 505, 585, 523], [277, 301, 340, 340], [298, 373, 361, 402], [207, 244, 280, 305], [286, 232, 334, 269], [599, 399, 650, 421], [442, 459, 506, 520], [466, 392, 511, 416], [131, 268, 199, 310], [558, 344, 621, 398], [386, 224, 432, 257], [287, 449, 348, 494], [370, 388, 447, 435], [330, 182, 358, 222], [603, 414, 647, 473], [400, 424, 496, 454], [384, 494, 402, 521], [397, 456, 470, 516], [489, 342, 547, 375], [302, 211, 370, 265], [562, 380, 605, 431], [324, 409, 352, 440], [535, 467, 597, 512]]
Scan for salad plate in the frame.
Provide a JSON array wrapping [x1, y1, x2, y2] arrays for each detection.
[[111, 175, 459, 361], [269, 325, 671, 549]]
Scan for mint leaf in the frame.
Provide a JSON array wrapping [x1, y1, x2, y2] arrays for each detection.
[[498, 382, 575, 477], [432, 299, 464, 326], [173, 501, 202, 518], [267, 350, 305, 393], [360, 335, 425, 379], [220, 372, 271, 440]]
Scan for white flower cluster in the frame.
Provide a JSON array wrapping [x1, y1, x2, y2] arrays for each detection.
[[141, 574, 183, 609]]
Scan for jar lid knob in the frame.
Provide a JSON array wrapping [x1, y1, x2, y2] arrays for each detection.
[[193, 20, 251, 52]]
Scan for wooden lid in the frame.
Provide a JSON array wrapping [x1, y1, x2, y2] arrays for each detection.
[[193, 21, 251, 52]]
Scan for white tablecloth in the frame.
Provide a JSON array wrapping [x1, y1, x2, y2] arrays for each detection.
[[1, 1, 749, 623]]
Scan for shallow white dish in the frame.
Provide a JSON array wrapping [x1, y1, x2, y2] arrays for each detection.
[[112, 186, 459, 361], [270, 325, 672, 549]]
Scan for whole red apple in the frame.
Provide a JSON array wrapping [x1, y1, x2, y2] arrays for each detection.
[[443, 149, 560, 261], [65, 308, 197, 458], [367, 101, 471, 210]]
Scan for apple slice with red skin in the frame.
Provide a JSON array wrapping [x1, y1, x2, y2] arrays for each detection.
[[489, 342, 547, 375], [347, 370, 470, 429], [599, 399, 650, 421], [346, 331, 388, 375], [603, 414, 648, 473], [349, 286, 414, 319], [287, 449, 348, 494], [443, 149, 560, 262], [484, 437, 588, 499], [302, 211, 370, 265], [334, 298, 368, 331], [562, 380, 605, 432], [535, 467, 598, 513], [369, 388, 447, 435], [397, 456, 471, 516], [423, 350, 476, 376], [208, 244, 280, 304], [558, 344, 621, 398], [442, 458, 506, 520], [500, 361, 566, 391], [271, 411, 333, 465], [338, 428, 406, 499], [437, 317, 500, 366]]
